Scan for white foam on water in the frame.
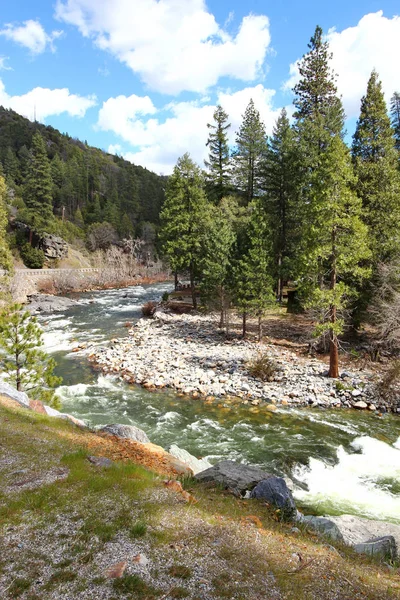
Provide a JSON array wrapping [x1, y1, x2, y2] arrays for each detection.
[[97, 374, 122, 391], [157, 411, 182, 423], [186, 418, 224, 433], [293, 435, 400, 523], [41, 319, 77, 352]]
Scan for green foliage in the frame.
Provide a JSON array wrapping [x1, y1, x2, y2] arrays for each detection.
[[353, 71, 400, 264], [205, 105, 231, 202], [52, 218, 86, 242], [0, 303, 62, 407], [24, 132, 53, 229], [19, 243, 45, 269], [391, 91, 400, 153], [112, 574, 159, 598], [232, 99, 267, 204], [0, 175, 13, 273]]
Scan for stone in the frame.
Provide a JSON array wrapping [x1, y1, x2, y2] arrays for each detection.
[[99, 423, 150, 443], [353, 536, 397, 560], [168, 445, 212, 475], [27, 294, 79, 314], [39, 234, 68, 259], [250, 477, 296, 518], [0, 381, 30, 408], [301, 516, 344, 541], [328, 514, 400, 552], [195, 460, 274, 497], [352, 389, 362, 397], [87, 456, 113, 468], [265, 404, 277, 412], [353, 400, 368, 409]]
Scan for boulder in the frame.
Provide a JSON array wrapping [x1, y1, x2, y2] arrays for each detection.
[[99, 423, 150, 443], [328, 514, 400, 553], [168, 444, 212, 475], [353, 536, 397, 560], [27, 294, 78, 314], [301, 516, 344, 541], [250, 477, 296, 518], [0, 381, 30, 408], [39, 234, 68, 259], [195, 460, 274, 497]]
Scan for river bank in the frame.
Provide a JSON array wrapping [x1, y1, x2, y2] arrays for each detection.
[[90, 308, 398, 414]]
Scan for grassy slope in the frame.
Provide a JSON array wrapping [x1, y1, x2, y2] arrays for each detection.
[[0, 398, 399, 600]]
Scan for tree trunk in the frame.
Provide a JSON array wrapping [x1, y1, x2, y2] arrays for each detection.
[[174, 271, 178, 290], [225, 307, 230, 337], [328, 228, 339, 378], [242, 311, 247, 338], [277, 253, 283, 303], [219, 288, 224, 328], [190, 267, 197, 310], [258, 314, 263, 342]]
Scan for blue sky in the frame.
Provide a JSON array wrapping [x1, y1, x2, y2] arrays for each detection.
[[0, 1, 399, 174]]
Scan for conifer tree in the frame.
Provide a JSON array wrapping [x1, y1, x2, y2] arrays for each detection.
[[390, 91, 400, 153], [352, 71, 400, 264], [234, 200, 274, 341], [24, 132, 53, 231], [204, 105, 231, 202], [160, 153, 209, 308], [262, 109, 300, 300], [0, 175, 13, 274], [0, 303, 62, 407], [232, 99, 267, 204]]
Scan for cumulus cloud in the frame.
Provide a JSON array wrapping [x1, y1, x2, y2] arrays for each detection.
[[284, 11, 400, 118], [0, 79, 96, 120], [99, 84, 282, 173], [0, 20, 63, 54], [55, 0, 271, 94]]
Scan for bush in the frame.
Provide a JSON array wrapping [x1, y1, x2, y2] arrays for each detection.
[[247, 353, 278, 381], [142, 301, 157, 317], [378, 360, 400, 399], [20, 243, 45, 269], [162, 291, 170, 302]]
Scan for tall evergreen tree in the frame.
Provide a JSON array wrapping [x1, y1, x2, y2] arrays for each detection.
[[352, 71, 400, 264], [24, 132, 53, 230], [235, 200, 274, 341], [0, 175, 13, 274], [232, 99, 267, 204], [390, 91, 400, 153], [262, 109, 300, 300], [204, 105, 231, 203], [293, 25, 344, 144], [160, 153, 209, 308]]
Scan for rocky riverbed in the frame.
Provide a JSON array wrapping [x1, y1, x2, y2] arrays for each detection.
[[90, 310, 397, 413]]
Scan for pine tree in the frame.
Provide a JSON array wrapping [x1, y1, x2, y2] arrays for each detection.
[[200, 197, 237, 328], [24, 132, 53, 231], [232, 99, 267, 204], [390, 91, 400, 153], [160, 153, 209, 308], [74, 207, 84, 229], [0, 175, 13, 274], [0, 303, 62, 407], [235, 200, 274, 341], [204, 105, 231, 203], [293, 25, 344, 143], [3, 147, 19, 184], [119, 212, 134, 238], [352, 71, 400, 264], [262, 109, 300, 300], [302, 136, 370, 377]]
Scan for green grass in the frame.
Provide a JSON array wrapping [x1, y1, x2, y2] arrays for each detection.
[[112, 574, 160, 598], [167, 565, 193, 579], [130, 520, 148, 537]]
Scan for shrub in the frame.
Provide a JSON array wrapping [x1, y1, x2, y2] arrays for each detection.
[[162, 291, 170, 302], [378, 360, 400, 399], [247, 353, 278, 381], [142, 301, 157, 317], [19, 243, 45, 269]]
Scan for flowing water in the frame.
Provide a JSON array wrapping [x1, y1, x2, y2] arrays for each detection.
[[38, 283, 400, 524]]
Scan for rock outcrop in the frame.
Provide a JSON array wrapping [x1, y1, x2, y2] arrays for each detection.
[[39, 234, 68, 260], [99, 423, 150, 443], [168, 444, 212, 475], [27, 294, 79, 313]]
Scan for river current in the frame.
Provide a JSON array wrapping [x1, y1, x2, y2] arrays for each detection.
[[38, 283, 400, 524]]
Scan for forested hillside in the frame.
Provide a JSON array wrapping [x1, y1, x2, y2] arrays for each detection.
[[0, 107, 166, 238]]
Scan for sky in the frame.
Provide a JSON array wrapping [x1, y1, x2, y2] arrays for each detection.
[[0, 1, 399, 175]]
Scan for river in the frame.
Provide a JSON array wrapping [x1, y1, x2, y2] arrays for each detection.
[[38, 282, 400, 524]]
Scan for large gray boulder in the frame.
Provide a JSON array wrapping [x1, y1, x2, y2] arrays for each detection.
[[27, 294, 78, 313], [39, 234, 68, 259], [353, 536, 397, 560], [168, 444, 212, 475], [250, 477, 297, 518], [301, 515, 344, 541], [99, 423, 150, 444], [195, 460, 275, 497], [329, 514, 400, 553], [0, 380, 30, 408]]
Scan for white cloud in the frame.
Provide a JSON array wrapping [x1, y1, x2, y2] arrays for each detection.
[[284, 11, 400, 118], [0, 20, 63, 54], [55, 0, 271, 94], [0, 57, 12, 71], [0, 79, 96, 120], [99, 84, 282, 173]]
